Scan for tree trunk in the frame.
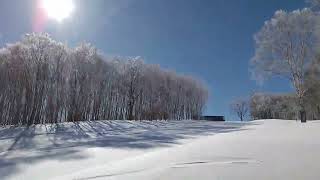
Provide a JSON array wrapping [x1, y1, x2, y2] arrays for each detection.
[[300, 110, 307, 123], [298, 95, 307, 123]]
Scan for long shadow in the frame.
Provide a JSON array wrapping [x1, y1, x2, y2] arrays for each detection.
[[4, 126, 36, 153], [0, 120, 254, 179]]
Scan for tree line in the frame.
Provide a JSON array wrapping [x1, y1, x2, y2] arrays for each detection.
[[0, 33, 208, 126]]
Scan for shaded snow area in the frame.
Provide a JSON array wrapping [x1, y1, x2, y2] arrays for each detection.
[[0, 120, 320, 180]]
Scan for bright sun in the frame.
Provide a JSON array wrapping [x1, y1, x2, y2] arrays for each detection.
[[41, 0, 75, 22]]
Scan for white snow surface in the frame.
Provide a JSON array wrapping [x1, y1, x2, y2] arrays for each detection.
[[0, 119, 320, 180]]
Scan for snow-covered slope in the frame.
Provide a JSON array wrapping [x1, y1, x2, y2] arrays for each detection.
[[1, 120, 320, 180]]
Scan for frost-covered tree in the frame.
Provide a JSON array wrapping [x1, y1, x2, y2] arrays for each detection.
[[251, 8, 320, 122], [0, 33, 208, 126], [305, 55, 320, 118], [307, 0, 320, 9], [230, 98, 249, 121], [123, 57, 144, 120], [250, 93, 299, 120]]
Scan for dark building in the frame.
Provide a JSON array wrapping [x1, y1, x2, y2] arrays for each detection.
[[201, 116, 225, 121]]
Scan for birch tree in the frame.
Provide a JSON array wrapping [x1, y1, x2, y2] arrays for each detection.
[[251, 8, 320, 122], [305, 55, 320, 118], [0, 33, 209, 126]]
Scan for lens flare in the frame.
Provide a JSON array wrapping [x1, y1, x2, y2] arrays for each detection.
[[41, 0, 74, 22]]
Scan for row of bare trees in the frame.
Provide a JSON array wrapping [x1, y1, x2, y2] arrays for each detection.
[[250, 93, 298, 120], [231, 86, 320, 121], [250, 91, 320, 120], [0, 33, 208, 126]]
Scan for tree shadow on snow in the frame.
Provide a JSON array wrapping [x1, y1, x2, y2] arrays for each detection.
[[0, 120, 256, 179]]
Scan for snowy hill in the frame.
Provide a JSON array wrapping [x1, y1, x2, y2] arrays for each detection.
[[0, 120, 319, 180]]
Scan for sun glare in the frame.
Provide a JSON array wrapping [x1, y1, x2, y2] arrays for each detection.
[[41, 0, 74, 22]]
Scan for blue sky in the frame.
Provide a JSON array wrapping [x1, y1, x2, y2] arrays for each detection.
[[0, 0, 306, 120]]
